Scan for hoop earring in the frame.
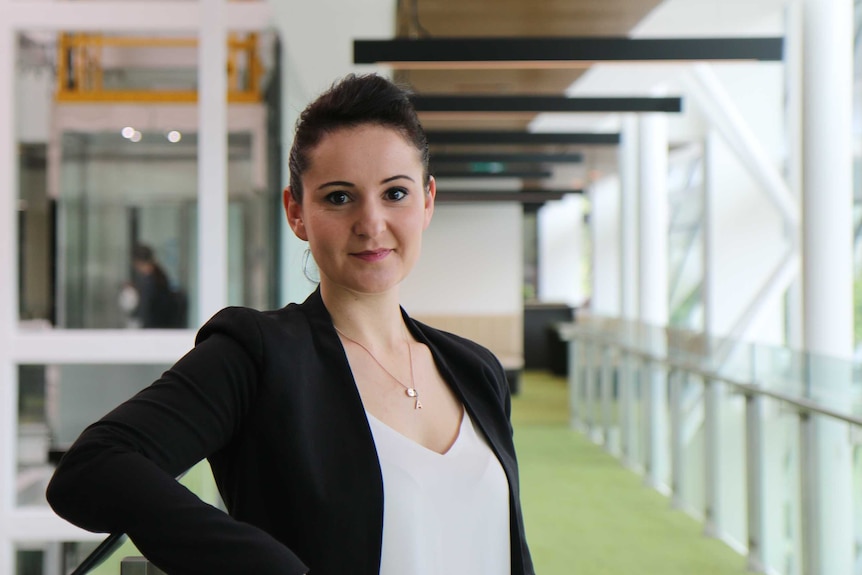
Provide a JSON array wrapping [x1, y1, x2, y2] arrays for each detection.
[[302, 248, 320, 284]]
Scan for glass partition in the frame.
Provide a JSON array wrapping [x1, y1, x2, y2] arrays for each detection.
[[17, 29, 281, 330], [16, 29, 202, 330], [667, 145, 704, 331], [57, 129, 198, 329], [17, 363, 170, 507], [677, 373, 706, 519], [563, 316, 862, 574], [762, 395, 802, 575]]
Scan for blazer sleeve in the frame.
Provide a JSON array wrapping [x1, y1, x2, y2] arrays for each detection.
[[46, 307, 309, 575]]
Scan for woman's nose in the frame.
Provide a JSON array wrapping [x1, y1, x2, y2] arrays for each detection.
[[352, 200, 386, 237]]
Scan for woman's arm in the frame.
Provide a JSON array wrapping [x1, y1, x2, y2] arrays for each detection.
[[47, 308, 309, 575]]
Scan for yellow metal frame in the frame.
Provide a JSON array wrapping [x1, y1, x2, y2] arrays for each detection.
[[56, 33, 263, 103]]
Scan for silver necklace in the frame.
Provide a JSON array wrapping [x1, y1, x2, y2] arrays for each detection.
[[334, 326, 423, 410]]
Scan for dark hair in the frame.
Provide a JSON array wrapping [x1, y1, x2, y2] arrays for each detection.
[[132, 244, 155, 264], [288, 74, 429, 202], [132, 244, 169, 289]]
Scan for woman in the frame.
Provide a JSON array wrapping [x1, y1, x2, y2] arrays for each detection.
[[47, 74, 534, 575]]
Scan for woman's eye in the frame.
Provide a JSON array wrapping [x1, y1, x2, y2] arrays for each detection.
[[325, 191, 351, 205], [385, 187, 408, 201]]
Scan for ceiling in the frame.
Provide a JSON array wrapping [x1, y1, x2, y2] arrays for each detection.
[[392, 0, 666, 190]]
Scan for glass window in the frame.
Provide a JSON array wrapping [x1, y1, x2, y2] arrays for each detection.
[[17, 363, 168, 507], [17, 30, 201, 330], [668, 147, 704, 331], [17, 29, 282, 329]]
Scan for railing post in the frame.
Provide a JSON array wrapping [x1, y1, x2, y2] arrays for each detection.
[[644, 355, 669, 492], [568, 337, 582, 430], [601, 345, 614, 452], [641, 356, 654, 483], [703, 376, 722, 539], [584, 341, 597, 440], [745, 392, 767, 572], [669, 368, 684, 509], [619, 349, 634, 468], [799, 411, 817, 575]]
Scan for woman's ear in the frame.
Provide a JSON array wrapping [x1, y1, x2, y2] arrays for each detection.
[[423, 176, 436, 230], [283, 187, 308, 241]]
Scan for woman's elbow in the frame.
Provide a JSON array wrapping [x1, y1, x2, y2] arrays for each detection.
[[45, 453, 113, 532], [46, 462, 87, 524]]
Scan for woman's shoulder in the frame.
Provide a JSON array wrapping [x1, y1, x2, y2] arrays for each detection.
[[197, 302, 308, 337], [193, 302, 318, 362]]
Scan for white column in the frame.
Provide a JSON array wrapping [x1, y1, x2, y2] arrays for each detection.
[[702, 132, 716, 341], [784, 0, 804, 349], [620, 115, 639, 321], [0, 16, 17, 575], [638, 114, 669, 326], [197, 0, 229, 321], [590, 177, 620, 316], [538, 195, 585, 306], [0, 14, 15, 334], [801, 0, 854, 573], [638, 112, 669, 491], [618, 115, 639, 468]]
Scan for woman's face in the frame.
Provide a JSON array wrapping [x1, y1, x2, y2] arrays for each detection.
[[284, 124, 435, 297]]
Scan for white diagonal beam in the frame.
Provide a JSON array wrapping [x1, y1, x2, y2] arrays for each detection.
[[684, 63, 800, 233]]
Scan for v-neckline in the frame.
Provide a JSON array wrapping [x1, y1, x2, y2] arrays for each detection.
[[365, 409, 467, 457]]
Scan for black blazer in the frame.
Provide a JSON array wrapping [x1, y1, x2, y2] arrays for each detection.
[[47, 289, 534, 575]]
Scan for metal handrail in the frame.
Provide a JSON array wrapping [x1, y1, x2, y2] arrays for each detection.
[[561, 320, 860, 574], [559, 323, 862, 428]]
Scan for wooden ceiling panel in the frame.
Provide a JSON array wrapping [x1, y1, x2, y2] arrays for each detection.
[[398, 0, 664, 37], [395, 69, 585, 95], [418, 115, 536, 131], [395, 0, 664, 108], [393, 0, 664, 164]]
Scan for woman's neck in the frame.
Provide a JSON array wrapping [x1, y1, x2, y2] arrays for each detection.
[[320, 282, 408, 349]]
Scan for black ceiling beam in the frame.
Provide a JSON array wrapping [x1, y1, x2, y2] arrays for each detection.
[[354, 37, 784, 65], [411, 95, 682, 113], [426, 130, 620, 146], [432, 169, 553, 179], [432, 152, 583, 164], [436, 189, 582, 203]]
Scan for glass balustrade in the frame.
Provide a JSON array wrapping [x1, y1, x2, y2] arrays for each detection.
[[561, 317, 862, 575]]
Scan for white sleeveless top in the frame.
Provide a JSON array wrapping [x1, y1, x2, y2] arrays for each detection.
[[366, 409, 511, 575]]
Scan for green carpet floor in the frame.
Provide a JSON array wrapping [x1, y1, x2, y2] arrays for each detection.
[[512, 371, 749, 575]]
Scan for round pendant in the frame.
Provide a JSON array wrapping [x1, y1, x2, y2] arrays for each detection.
[[406, 388, 417, 397]]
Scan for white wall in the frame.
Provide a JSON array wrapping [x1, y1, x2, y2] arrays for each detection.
[[400, 203, 523, 315], [538, 194, 586, 307]]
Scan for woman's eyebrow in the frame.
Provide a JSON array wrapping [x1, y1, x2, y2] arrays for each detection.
[[381, 175, 415, 184], [317, 181, 355, 190]]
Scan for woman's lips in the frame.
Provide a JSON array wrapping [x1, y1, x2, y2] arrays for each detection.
[[351, 249, 392, 262]]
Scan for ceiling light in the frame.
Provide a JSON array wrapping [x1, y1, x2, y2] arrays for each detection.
[[167, 130, 182, 143], [130, 130, 142, 143], [121, 126, 135, 139]]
